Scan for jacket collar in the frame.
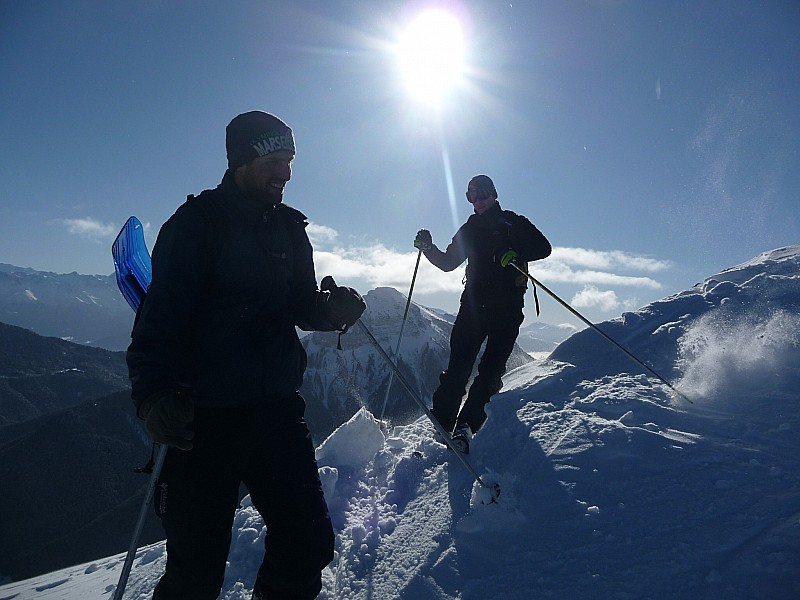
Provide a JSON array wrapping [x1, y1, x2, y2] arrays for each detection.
[[468, 201, 503, 226]]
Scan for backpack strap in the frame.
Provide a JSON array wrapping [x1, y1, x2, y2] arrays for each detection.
[[185, 192, 223, 290]]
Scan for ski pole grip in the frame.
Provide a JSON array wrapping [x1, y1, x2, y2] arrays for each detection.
[[320, 275, 348, 348]]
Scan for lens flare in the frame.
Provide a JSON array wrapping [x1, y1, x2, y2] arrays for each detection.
[[397, 9, 466, 105]]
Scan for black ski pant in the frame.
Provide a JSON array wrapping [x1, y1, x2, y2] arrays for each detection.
[[431, 298, 524, 434], [152, 394, 334, 600]]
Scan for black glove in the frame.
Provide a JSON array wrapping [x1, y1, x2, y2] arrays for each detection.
[[497, 248, 521, 268], [137, 389, 195, 450], [414, 229, 433, 251], [324, 283, 366, 328]]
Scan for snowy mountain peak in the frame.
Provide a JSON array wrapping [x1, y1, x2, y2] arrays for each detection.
[[363, 286, 406, 307], [700, 244, 800, 288]]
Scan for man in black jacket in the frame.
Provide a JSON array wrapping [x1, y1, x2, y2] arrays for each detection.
[[415, 174, 551, 453], [127, 111, 365, 600]]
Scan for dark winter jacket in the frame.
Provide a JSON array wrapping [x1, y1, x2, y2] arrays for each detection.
[[424, 202, 551, 309], [126, 171, 337, 410]]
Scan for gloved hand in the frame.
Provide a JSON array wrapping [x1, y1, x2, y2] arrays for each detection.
[[414, 229, 433, 251], [498, 248, 521, 268], [325, 284, 367, 328], [137, 389, 195, 450]]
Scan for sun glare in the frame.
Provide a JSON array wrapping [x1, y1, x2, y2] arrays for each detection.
[[397, 9, 466, 105]]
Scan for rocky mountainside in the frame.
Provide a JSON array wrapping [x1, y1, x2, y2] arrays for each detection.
[[0, 321, 129, 427], [0, 264, 133, 351], [0, 322, 149, 581], [0, 389, 161, 581]]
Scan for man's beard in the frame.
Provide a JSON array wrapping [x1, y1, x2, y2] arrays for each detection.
[[249, 182, 284, 206], [263, 185, 284, 205]]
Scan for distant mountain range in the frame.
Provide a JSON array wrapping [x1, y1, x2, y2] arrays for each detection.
[[517, 320, 580, 353], [0, 263, 574, 354], [0, 263, 133, 351]]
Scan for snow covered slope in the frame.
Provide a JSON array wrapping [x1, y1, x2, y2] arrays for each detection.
[[2, 246, 798, 599]]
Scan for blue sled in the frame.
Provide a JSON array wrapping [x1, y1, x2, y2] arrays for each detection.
[[112, 216, 152, 312]]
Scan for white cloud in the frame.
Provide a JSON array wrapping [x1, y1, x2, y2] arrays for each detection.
[[532, 261, 663, 289], [308, 229, 671, 317], [306, 222, 338, 246], [313, 244, 464, 294], [312, 230, 668, 290], [571, 285, 620, 311], [550, 247, 671, 272], [57, 218, 118, 241]]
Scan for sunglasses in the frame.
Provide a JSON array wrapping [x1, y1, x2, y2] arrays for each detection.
[[466, 187, 494, 203]]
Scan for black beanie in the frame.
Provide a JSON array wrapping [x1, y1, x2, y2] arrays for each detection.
[[468, 174, 497, 197], [226, 111, 295, 171]]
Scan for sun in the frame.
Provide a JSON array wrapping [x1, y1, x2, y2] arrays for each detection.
[[396, 9, 466, 106]]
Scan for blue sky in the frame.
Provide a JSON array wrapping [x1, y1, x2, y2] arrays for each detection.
[[1, 0, 798, 328]]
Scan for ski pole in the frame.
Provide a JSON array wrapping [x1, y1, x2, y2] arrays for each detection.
[[510, 263, 693, 404], [113, 443, 168, 600], [378, 247, 423, 421], [354, 318, 500, 501]]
